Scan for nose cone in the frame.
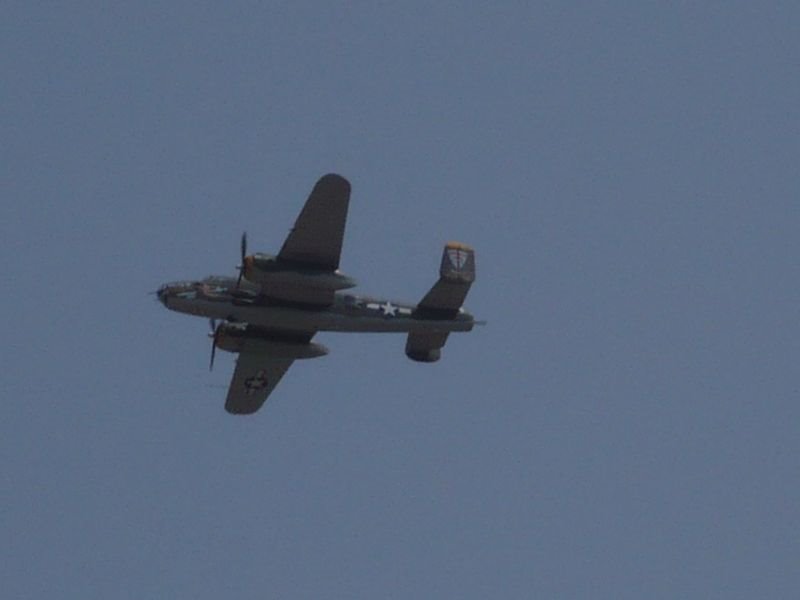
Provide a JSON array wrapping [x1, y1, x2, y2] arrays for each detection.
[[156, 280, 198, 308], [156, 284, 170, 306]]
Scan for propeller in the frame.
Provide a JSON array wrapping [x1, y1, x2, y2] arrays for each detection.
[[208, 319, 221, 371], [236, 231, 248, 289]]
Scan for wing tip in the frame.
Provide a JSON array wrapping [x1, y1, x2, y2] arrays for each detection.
[[318, 173, 351, 193], [224, 402, 262, 415]]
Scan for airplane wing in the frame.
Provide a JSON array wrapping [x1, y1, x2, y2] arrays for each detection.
[[278, 173, 351, 270], [224, 343, 296, 415]]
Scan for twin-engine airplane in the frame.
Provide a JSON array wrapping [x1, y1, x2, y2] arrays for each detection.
[[156, 174, 480, 415]]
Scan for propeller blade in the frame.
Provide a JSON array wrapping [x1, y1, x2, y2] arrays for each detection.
[[236, 231, 248, 289], [209, 321, 221, 371], [209, 340, 217, 371]]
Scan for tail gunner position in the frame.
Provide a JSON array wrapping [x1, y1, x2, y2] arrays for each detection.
[[156, 174, 481, 415]]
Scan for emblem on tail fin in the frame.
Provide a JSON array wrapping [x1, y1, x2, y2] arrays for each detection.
[[447, 247, 469, 270], [440, 242, 475, 283]]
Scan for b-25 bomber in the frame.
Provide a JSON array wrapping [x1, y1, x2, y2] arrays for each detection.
[[157, 174, 480, 415]]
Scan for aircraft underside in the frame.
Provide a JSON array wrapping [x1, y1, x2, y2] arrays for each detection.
[[155, 173, 479, 414]]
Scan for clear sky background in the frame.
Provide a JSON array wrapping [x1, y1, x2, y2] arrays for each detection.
[[2, 3, 798, 598]]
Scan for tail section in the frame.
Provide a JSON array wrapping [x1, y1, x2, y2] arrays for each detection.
[[406, 242, 476, 362], [417, 242, 475, 318]]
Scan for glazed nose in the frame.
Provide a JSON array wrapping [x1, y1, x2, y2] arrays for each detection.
[[156, 284, 169, 305]]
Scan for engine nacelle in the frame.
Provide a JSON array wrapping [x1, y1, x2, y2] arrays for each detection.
[[215, 323, 328, 359], [243, 254, 357, 291]]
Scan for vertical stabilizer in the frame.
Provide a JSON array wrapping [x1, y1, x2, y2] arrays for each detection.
[[416, 242, 476, 317], [406, 242, 476, 362]]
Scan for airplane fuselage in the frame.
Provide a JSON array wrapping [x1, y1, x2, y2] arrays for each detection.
[[157, 276, 475, 335]]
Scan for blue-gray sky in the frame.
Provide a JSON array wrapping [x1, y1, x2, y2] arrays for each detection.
[[3, 3, 798, 598]]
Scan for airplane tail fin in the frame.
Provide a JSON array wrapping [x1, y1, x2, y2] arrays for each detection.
[[440, 241, 476, 283], [417, 242, 475, 317], [406, 242, 475, 363]]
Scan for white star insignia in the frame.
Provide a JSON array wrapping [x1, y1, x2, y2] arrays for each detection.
[[380, 301, 397, 317], [244, 370, 268, 395]]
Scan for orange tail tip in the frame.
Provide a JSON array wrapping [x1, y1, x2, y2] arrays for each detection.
[[445, 241, 473, 252]]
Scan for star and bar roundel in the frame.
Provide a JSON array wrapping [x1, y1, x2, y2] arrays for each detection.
[[244, 370, 268, 395], [365, 301, 412, 318]]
